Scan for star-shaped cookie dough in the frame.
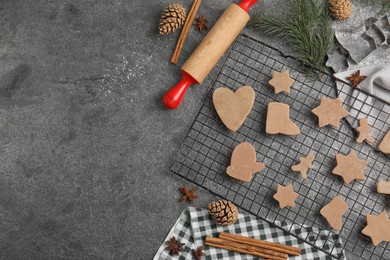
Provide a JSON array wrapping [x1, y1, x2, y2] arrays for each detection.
[[332, 151, 368, 184], [356, 118, 374, 144], [312, 97, 349, 128], [291, 153, 315, 179], [361, 211, 390, 246], [273, 184, 299, 208], [268, 70, 294, 94]]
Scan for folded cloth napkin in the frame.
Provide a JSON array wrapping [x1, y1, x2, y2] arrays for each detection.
[[335, 63, 390, 104], [359, 64, 390, 100], [153, 207, 345, 260]]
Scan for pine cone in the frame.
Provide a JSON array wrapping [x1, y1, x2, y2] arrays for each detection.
[[159, 3, 186, 35], [328, 0, 352, 20], [208, 200, 239, 226]]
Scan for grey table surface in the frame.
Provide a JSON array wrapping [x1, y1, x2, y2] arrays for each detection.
[[0, 0, 384, 259]]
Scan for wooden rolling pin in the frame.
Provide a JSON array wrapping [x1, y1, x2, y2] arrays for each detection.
[[163, 0, 258, 109]]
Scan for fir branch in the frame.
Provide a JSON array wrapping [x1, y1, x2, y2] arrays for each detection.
[[380, 0, 390, 13], [250, 0, 334, 77]]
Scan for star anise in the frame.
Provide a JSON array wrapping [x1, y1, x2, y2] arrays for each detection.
[[346, 70, 367, 87], [179, 185, 198, 203], [195, 15, 208, 32], [165, 236, 185, 256], [192, 246, 206, 260]]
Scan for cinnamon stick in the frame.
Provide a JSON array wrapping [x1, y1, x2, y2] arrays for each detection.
[[219, 232, 301, 256], [205, 237, 287, 260], [170, 0, 202, 64]]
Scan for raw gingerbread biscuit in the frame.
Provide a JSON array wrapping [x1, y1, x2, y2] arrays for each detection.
[[378, 129, 390, 154], [266, 102, 300, 136], [361, 211, 390, 246], [320, 196, 348, 231], [356, 118, 375, 144], [332, 151, 368, 185], [273, 184, 299, 208], [268, 70, 294, 94], [213, 86, 255, 132], [377, 181, 390, 195], [226, 142, 265, 182], [291, 153, 315, 179], [312, 97, 349, 128]]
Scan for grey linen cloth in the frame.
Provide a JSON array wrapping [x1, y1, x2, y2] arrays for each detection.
[[357, 64, 390, 102], [335, 63, 390, 104]]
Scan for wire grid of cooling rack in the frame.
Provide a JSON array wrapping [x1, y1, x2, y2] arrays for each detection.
[[170, 34, 389, 259]]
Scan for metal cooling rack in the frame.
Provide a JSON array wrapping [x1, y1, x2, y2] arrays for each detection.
[[170, 34, 390, 259]]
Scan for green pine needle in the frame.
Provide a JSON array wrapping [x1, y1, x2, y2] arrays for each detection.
[[250, 0, 334, 77]]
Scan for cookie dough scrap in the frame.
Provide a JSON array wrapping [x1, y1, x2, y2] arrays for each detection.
[[378, 129, 390, 154], [332, 151, 368, 185], [362, 211, 390, 246], [268, 70, 295, 94], [312, 97, 349, 128], [273, 184, 299, 208], [213, 86, 255, 132], [291, 153, 315, 179], [356, 118, 375, 144], [377, 181, 390, 195], [226, 142, 265, 182], [320, 196, 348, 231], [266, 102, 300, 136]]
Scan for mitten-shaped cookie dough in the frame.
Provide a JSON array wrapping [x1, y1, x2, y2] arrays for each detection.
[[226, 142, 265, 182]]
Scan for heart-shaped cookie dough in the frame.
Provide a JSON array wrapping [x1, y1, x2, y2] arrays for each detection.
[[213, 86, 255, 132]]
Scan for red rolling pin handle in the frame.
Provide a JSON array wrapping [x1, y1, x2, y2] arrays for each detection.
[[237, 0, 258, 12], [162, 0, 259, 109], [162, 71, 198, 110]]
